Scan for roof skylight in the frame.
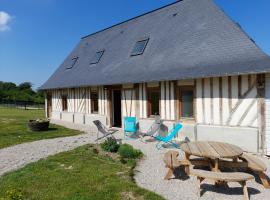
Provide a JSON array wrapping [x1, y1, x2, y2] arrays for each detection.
[[66, 57, 78, 69], [131, 38, 149, 56], [90, 50, 105, 65]]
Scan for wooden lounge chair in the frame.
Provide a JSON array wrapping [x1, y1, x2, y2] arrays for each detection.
[[190, 169, 254, 200], [93, 120, 118, 142], [239, 152, 270, 189]]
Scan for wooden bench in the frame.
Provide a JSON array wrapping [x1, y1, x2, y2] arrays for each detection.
[[239, 153, 270, 189], [190, 169, 254, 200], [163, 151, 214, 179], [163, 150, 182, 180]]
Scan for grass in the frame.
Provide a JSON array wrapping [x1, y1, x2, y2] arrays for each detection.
[[0, 144, 165, 200], [0, 108, 82, 149]]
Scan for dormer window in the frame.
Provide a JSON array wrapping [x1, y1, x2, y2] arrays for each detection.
[[66, 57, 78, 69], [90, 50, 105, 65], [131, 38, 149, 56]]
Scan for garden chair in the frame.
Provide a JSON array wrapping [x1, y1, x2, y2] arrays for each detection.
[[142, 115, 162, 137], [154, 123, 183, 150], [93, 120, 118, 142], [124, 117, 137, 139]]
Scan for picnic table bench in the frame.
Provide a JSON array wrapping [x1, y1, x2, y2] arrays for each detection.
[[240, 152, 270, 189], [190, 169, 254, 200]]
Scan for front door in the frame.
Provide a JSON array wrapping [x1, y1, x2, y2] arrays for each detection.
[[112, 90, 122, 127], [47, 95, 52, 118]]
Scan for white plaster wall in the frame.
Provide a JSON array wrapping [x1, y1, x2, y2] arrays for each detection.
[[51, 111, 61, 120], [197, 125, 258, 153]]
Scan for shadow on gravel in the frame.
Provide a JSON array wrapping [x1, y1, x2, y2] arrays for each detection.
[[172, 166, 190, 181], [200, 184, 260, 197]]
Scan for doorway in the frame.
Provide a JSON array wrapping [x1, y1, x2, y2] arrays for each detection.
[[112, 90, 122, 127], [47, 95, 52, 118]]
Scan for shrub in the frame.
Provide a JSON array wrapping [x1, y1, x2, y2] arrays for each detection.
[[5, 189, 24, 200], [100, 138, 120, 153], [118, 144, 142, 159]]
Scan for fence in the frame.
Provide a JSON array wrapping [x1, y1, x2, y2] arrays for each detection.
[[0, 100, 45, 110]]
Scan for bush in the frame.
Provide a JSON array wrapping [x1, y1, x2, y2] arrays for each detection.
[[118, 144, 142, 159], [100, 138, 119, 153], [5, 189, 24, 200]]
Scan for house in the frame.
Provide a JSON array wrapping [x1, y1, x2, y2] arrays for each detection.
[[40, 0, 270, 154]]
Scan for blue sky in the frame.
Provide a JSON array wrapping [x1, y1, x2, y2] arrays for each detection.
[[0, 0, 269, 89]]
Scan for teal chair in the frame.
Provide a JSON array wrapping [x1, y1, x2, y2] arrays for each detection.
[[154, 123, 183, 150], [124, 117, 137, 139]]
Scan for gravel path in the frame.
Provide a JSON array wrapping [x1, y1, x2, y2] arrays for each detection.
[[1, 120, 270, 200], [126, 138, 270, 200], [0, 121, 97, 176]]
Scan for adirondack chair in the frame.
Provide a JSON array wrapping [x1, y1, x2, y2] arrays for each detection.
[[93, 120, 118, 142], [124, 117, 137, 139], [154, 123, 183, 150]]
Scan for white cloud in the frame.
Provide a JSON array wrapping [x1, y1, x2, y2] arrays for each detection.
[[0, 11, 12, 32]]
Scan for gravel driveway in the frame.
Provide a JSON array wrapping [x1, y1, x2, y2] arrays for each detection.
[[1, 120, 270, 200]]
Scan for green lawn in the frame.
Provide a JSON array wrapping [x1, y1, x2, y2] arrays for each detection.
[[0, 145, 164, 200], [0, 108, 82, 149]]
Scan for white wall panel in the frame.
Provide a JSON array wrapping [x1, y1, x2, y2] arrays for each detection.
[[212, 78, 220, 124], [222, 77, 230, 125], [196, 79, 203, 123], [204, 78, 211, 124]]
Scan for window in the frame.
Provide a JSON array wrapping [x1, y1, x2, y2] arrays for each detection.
[[131, 38, 149, 56], [91, 91, 98, 113], [179, 87, 194, 118], [90, 50, 104, 65], [148, 88, 160, 117], [62, 95, 68, 111], [66, 57, 78, 69]]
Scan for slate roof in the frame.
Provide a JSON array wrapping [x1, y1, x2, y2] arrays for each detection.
[[40, 0, 270, 90]]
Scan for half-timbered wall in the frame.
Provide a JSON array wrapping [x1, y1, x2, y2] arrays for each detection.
[[98, 86, 108, 116], [122, 88, 136, 117], [51, 89, 62, 112], [160, 81, 175, 120], [50, 87, 108, 116], [139, 83, 147, 118], [48, 74, 259, 130], [196, 75, 258, 127], [265, 73, 270, 155]]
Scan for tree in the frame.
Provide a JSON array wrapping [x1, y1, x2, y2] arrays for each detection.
[[18, 82, 32, 90], [0, 81, 44, 104]]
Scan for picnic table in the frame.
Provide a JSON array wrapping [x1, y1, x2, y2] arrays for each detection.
[[180, 141, 270, 189], [180, 141, 243, 173]]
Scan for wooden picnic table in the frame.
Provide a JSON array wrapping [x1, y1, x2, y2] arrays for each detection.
[[180, 141, 270, 189], [180, 141, 244, 174]]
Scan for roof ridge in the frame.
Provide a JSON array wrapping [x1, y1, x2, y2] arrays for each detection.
[[81, 0, 183, 40]]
